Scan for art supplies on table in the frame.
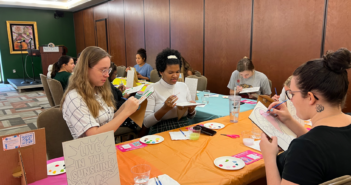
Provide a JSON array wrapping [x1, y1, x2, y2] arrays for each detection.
[[239, 87, 260, 94], [123, 85, 144, 95], [47, 161, 66, 175], [241, 99, 257, 104], [140, 135, 165, 144], [193, 125, 216, 136], [214, 156, 245, 170], [244, 140, 261, 151], [116, 141, 148, 152], [203, 122, 225, 130], [169, 131, 191, 140], [221, 134, 240, 139], [148, 174, 181, 185], [222, 96, 229, 99], [138, 87, 154, 104], [176, 102, 205, 107], [232, 150, 263, 165], [249, 101, 297, 151]]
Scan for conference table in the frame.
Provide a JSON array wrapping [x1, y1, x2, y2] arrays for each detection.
[[30, 110, 267, 185]]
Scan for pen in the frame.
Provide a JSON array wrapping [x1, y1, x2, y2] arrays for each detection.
[[179, 129, 187, 138], [275, 88, 277, 95], [267, 100, 288, 112]]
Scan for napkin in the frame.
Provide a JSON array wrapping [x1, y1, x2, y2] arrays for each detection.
[[148, 174, 180, 185]]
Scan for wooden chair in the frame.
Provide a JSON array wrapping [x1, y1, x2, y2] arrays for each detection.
[[47, 78, 64, 106]]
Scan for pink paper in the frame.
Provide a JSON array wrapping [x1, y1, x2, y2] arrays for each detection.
[[116, 141, 147, 152], [232, 150, 262, 165], [29, 157, 67, 185], [241, 100, 257, 104]]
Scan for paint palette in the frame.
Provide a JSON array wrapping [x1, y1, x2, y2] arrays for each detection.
[[214, 156, 245, 170], [140, 135, 164, 144], [204, 122, 225, 130], [47, 161, 66, 175]]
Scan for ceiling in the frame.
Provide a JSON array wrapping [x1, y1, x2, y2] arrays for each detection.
[[0, 0, 109, 12]]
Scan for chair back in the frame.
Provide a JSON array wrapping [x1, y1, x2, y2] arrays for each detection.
[[186, 75, 208, 91], [117, 66, 126, 77], [37, 106, 73, 160], [150, 69, 161, 83], [40, 74, 55, 107], [257, 95, 274, 107], [47, 78, 64, 106], [320, 175, 351, 185]]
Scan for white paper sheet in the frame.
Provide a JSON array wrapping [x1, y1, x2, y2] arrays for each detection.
[[249, 102, 296, 151], [126, 69, 134, 88], [176, 102, 205, 107], [124, 85, 144, 95], [240, 87, 260, 94], [185, 78, 198, 101], [169, 131, 191, 140]]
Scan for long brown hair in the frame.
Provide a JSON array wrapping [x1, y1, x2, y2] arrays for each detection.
[[61, 46, 115, 117]]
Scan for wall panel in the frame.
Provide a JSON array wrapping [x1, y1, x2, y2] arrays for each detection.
[[96, 20, 108, 51], [94, 3, 108, 20], [73, 11, 85, 54], [82, 8, 96, 47]]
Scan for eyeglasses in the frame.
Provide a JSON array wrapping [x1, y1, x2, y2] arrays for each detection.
[[95, 67, 112, 75], [285, 90, 319, 100]]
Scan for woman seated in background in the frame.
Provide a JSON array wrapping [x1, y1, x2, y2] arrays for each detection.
[[126, 48, 153, 81], [181, 57, 195, 77], [61, 46, 139, 139], [227, 57, 271, 99], [51, 55, 75, 91], [261, 48, 351, 185], [143, 48, 197, 134], [272, 76, 293, 102]]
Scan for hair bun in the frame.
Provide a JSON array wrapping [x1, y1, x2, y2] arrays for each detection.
[[137, 48, 146, 54], [323, 48, 351, 73]]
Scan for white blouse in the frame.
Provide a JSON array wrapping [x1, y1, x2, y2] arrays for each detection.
[[62, 89, 114, 139], [143, 78, 195, 128]]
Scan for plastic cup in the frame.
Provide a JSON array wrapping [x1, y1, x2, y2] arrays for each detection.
[[252, 124, 262, 140], [229, 95, 241, 123], [203, 90, 210, 104], [131, 164, 151, 185], [189, 126, 201, 140], [242, 131, 254, 146]]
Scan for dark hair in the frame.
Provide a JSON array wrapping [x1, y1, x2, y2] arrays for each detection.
[[51, 55, 72, 78], [293, 48, 351, 107], [74, 52, 81, 64], [156, 48, 182, 77], [237, 57, 255, 72], [109, 62, 117, 82], [137, 48, 147, 62]]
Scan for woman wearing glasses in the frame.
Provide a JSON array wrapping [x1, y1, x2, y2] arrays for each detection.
[[61, 46, 139, 139], [260, 48, 351, 185]]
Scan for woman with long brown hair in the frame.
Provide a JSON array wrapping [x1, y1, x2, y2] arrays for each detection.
[[61, 46, 139, 139]]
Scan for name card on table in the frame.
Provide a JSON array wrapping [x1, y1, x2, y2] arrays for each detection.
[[62, 131, 121, 185], [43, 47, 59, 52]]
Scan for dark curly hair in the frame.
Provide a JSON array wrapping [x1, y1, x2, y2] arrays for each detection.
[[156, 48, 182, 77], [137, 48, 147, 62]]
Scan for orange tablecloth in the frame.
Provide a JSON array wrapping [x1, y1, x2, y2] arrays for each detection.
[[117, 110, 266, 185]]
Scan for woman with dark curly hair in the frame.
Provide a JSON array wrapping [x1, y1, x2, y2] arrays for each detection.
[[142, 48, 197, 134]]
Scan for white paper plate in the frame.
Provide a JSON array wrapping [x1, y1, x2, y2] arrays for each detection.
[[47, 161, 66, 175], [214, 156, 245, 170], [204, 122, 225, 129], [140, 135, 164, 144]]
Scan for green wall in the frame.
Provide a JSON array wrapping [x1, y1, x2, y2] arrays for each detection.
[[0, 7, 76, 83]]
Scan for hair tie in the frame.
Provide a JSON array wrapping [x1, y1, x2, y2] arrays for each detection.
[[167, 55, 177, 59]]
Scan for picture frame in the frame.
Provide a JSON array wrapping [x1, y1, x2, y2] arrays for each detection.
[[6, 21, 39, 54]]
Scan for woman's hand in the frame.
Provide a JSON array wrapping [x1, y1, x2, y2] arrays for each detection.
[[123, 93, 130, 99], [187, 101, 196, 115], [118, 84, 126, 92], [236, 86, 243, 93], [162, 95, 178, 111], [125, 67, 130, 72], [267, 101, 293, 123], [123, 97, 139, 115], [137, 74, 143, 79], [272, 94, 280, 102], [259, 133, 279, 159]]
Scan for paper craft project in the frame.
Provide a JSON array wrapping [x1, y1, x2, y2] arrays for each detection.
[[126, 69, 135, 88], [249, 101, 297, 151], [138, 87, 154, 104], [232, 150, 262, 165], [241, 99, 257, 104], [169, 131, 191, 140], [240, 87, 260, 94], [123, 85, 144, 95], [214, 156, 245, 170], [176, 102, 205, 107], [116, 141, 147, 152], [185, 77, 198, 101], [62, 131, 120, 185]]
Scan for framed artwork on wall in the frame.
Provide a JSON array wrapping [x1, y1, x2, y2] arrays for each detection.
[[6, 21, 39, 54]]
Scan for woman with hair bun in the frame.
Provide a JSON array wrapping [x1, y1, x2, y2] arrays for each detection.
[[143, 48, 197, 134], [51, 55, 75, 91], [126, 48, 153, 81], [260, 48, 351, 185]]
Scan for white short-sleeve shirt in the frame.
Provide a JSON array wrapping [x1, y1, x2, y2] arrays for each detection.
[[62, 89, 114, 139]]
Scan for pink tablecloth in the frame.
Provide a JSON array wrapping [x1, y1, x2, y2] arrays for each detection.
[[29, 157, 67, 185]]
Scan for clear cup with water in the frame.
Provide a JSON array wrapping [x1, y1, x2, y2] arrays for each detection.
[[229, 95, 241, 123], [131, 164, 151, 185], [202, 90, 210, 104]]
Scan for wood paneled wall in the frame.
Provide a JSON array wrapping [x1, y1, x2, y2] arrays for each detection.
[[73, 0, 351, 112]]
